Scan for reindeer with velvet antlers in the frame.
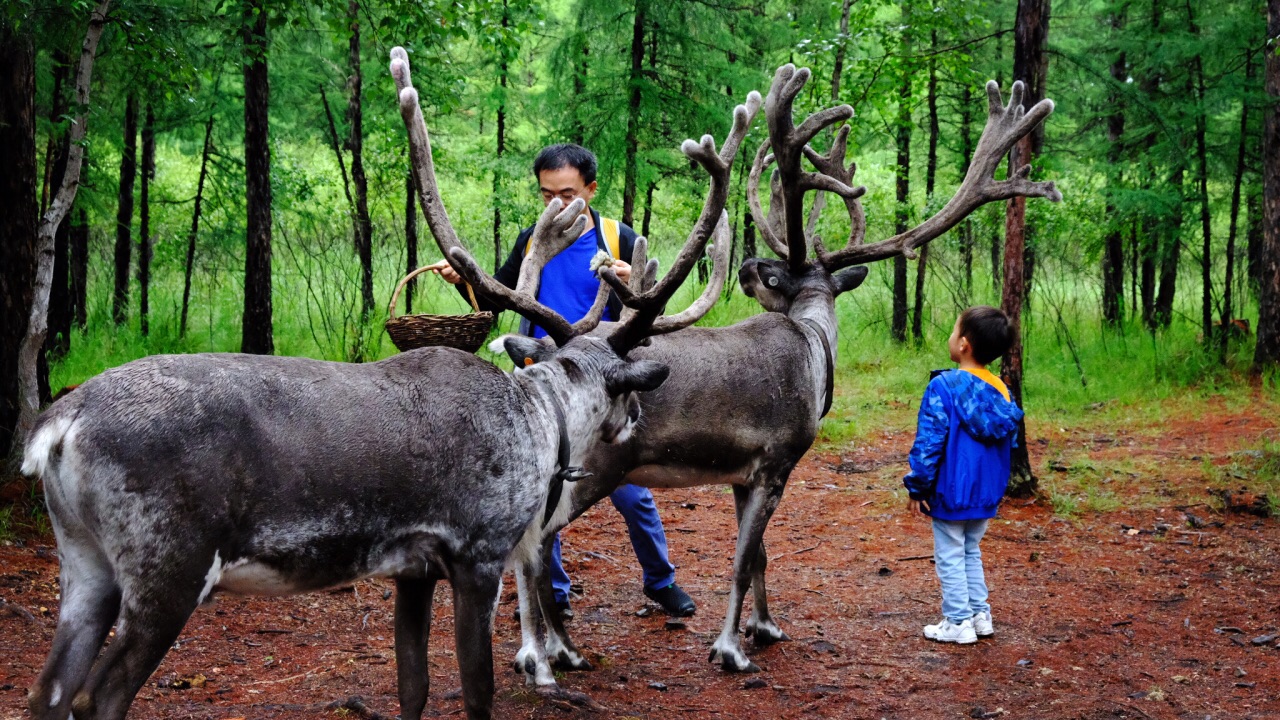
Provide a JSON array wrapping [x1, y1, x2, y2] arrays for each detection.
[[505, 64, 1062, 689]]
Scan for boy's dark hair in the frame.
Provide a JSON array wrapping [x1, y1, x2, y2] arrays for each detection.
[[533, 144, 597, 185], [958, 306, 1014, 365]]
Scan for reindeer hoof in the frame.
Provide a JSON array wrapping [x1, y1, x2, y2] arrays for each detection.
[[708, 647, 760, 673], [745, 619, 790, 646], [550, 650, 593, 672]]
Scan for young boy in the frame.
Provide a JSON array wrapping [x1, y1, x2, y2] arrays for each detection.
[[903, 306, 1024, 644]]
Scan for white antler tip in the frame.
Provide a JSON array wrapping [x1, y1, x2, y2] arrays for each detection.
[[390, 46, 408, 63], [398, 86, 418, 110]]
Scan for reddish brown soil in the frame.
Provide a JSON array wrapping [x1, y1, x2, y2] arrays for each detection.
[[2, 407, 1277, 720]]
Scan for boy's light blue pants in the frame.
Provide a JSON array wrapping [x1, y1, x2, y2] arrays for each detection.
[[932, 517, 992, 623], [550, 484, 676, 603]]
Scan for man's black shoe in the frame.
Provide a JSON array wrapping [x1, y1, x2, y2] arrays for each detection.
[[644, 582, 696, 617]]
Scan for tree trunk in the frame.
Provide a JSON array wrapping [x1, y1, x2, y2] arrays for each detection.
[[1248, 183, 1263, 298], [1102, 8, 1126, 326], [347, 0, 373, 319], [138, 103, 155, 336], [642, 181, 656, 239], [570, 41, 588, 146], [1189, 4, 1212, 341], [112, 93, 138, 325], [241, 0, 273, 355], [493, 0, 508, 275], [959, 83, 973, 298], [181, 116, 214, 337], [892, 22, 911, 343], [743, 206, 756, 260], [1222, 53, 1252, 355], [71, 207, 88, 329], [1153, 164, 1183, 328], [831, 0, 853, 102], [912, 29, 938, 342], [1002, 0, 1051, 499], [1254, 0, 1280, 371], [622, 0, 645, 227], [45, 60, 72, 359], [0, 25, 37, 456], [405, 168, 418, 314], [12, 0, 110, 456]]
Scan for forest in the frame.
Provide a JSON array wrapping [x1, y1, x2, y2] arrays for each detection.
[[2, 1, 1280, 718]]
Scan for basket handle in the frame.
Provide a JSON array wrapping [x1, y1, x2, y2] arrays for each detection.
[[388, 260, 483, 320]]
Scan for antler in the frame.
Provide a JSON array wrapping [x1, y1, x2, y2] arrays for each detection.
[[814, 80, 1062, 270], [645, 212, 733, 335], [601, 90, 763, 353], [390, 47, 607, 345], [747, 65, 863, 271]]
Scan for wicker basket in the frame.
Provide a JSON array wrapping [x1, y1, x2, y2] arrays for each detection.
[[385, 261, 495, 353]]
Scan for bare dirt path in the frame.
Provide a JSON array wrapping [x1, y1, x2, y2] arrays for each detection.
[[2, 408, 1277, 720]]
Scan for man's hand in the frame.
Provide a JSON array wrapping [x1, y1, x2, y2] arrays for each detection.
[[907, 498, 931, 516], [612, 260, 631, 284], [432, 261, 462, 285]]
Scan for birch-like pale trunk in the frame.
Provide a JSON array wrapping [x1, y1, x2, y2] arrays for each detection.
[[11, 0, 112, 458]]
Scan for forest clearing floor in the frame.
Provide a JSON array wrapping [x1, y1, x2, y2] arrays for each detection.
[[1, 395, 1278, 720]]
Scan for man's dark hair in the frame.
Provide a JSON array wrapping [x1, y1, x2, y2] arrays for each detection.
[[958, 305, 1014, 365], [533, 144, 597, 185]]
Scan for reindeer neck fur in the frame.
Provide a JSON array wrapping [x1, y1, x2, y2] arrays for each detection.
[[511, 345, 619, 468]]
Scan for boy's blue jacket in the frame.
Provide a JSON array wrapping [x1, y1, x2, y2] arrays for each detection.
[[903, 369, 1024, 521]]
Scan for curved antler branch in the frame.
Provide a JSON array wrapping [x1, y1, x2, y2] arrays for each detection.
[[648, 212, 733, 335], [391, 47, 599, 345], [607, 90, 762, 354], [817, 79, 1061, 270]]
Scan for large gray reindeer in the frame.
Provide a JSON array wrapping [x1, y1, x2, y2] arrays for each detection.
[[17, 45, 730, 720], [511, 64, 1062, 684]]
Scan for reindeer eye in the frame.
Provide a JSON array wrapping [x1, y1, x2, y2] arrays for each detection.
[[767, 276, 779, 288]]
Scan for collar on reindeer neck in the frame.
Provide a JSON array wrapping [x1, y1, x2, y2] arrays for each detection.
[[530, 373, 592, 529]]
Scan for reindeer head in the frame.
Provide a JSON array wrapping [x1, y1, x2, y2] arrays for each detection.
[[742, 64, 1062, 316]]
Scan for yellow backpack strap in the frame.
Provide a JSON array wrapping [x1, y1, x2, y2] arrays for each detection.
[[601, 217, 621, 259]]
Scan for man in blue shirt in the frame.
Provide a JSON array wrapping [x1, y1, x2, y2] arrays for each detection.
[[437, 144, 696, 619]]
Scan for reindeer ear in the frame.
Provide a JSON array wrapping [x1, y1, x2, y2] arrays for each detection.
[[502, 335, 554, 367], [605, 360, 669, 396], [832, 266, 869, 296]]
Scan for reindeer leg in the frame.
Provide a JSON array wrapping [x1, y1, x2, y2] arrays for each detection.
[[452, 563, 502, 720], [513, 543, 559, 688], [394, 576, 437, 720], [27, 539, 120, 720], [710, 482, 784, 672], [71, 571, 203, 720], [741, 481, 791, 646], [536, 533, 592, 672]]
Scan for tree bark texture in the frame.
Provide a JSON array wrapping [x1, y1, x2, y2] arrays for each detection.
[[112, 93, 138, 325], [45, 66, 72, 359], [622, 0, 645, 227], [1102, 9, 1126, 326], [1254, 0, 1280, 371], [138, 103, 155, 336], [347, 0, 373, 319], [1222, 52, 1252, 353], [493, 0, 508, 275], [12, 0, 111, 457], [181, 116, 214, 337], [1001, 0, 1051, 498], [1189, 4, 1212, 341], [0, 25, 37, 456], [831, 0, 853, 103], [242, 0, 273, 355], [71, 208, 88, 329], [892, 25, 911, 343], [913, 31, 938, 343]]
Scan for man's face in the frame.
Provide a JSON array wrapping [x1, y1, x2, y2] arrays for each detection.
[[539, 166, 596, 214]]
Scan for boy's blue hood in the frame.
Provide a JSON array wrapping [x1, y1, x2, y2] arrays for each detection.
[[940, 370, 1024, 443]]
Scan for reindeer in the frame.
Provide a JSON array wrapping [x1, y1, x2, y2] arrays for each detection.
[[17, 45, 739, 720], [507, 64, 1063, 684]]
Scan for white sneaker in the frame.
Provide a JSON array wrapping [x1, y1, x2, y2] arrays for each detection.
[[923, 617, 978, 644], [972, 611, 994, 638]]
